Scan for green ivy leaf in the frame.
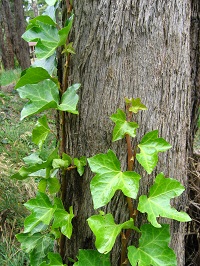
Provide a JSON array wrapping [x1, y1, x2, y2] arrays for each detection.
[[74, 250, 111, 266], [52, 198, 74, 239], [40, 252, 67, 266], [17, 79, 59, 119], [45, 0, 58, 6], [58, 15, 74, 46], [136, 130, 172, 174], [26, 15, 56, 29], [128, 224, 177, 266], [16, 232, 44, 253], [32, 53, 57, 75], [88, 149, 141, 209], [125, 97, 147, 113], [138, 173, 191, 227], [24, 192, 56, 233], [62, 42, 76, 55], [39, 177, 60, 194], [110, 109, 138, 141], [74, 156, 87, 176], [32, 115, 51, 149], [58, 83, 81, 114], [15, 67, 51, 89], [87, 213, 139, 254], [23, 153, 43, 165]]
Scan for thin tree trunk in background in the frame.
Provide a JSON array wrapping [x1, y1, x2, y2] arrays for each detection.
[[31, 0, 39, 17], [0, 0, 15, 69], [13, 0, 30, 69], [58, 1, 198, 265]]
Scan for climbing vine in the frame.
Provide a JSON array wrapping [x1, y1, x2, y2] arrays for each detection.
[[11, 1, 191, 265]]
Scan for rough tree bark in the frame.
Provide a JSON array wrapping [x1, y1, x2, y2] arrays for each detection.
[[59, 1, 199, 265]]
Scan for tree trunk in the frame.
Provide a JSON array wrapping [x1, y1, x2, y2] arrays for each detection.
[[0, 0, 15, 69], [59, 1, 198, 265], [31, 0, 39, 17], [13, 0, 30, 69]]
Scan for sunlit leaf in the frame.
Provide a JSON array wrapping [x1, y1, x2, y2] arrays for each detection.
[[40, 252, 67, 266], [74, 250, 111, 266], [128, 224, 177, 266], [88, 149, 141, 209], [88, 213, 140, 254], [32, 53, 57, 75], [58, 15, 74, 46], [136, 130, 171, 174], [32, 116, 51, 149], [23, 153, 43, 165], [24, 192, 56, 233], [125, 97, 147, 113], [138, 173, 191, 227], [45, 0, 58, 6], [110, 109, 138, 141]]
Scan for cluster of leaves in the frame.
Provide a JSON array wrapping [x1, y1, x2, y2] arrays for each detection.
[[11, 0, 191, 265], [86, 98, 191, 265]]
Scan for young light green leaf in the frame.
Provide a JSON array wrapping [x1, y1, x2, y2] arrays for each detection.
[[48, 178, 61, 194], [74, 250, 111, 266], [27, 15, 57, 28], [38, 179, 47, 193], [87, 213, 139, 254], [62, 42, 76, 55], [52, 198, 74, 239], [32, 116, 51, 149], [88, 149, 141, 209], [138, 173, 191, 227], [17, 79, 59, 120], [125, 97, 147, 113], [40, 252, 67, 266], [110, 109, 139, 141], [74, 156, 87, 176], [58, 83, 81, 114], [128, 224, 177, 266], [15, 67, 51, 89], [24, 192, 56, 233], [136, 130, 172, 174], [58, 15, 74, 46]]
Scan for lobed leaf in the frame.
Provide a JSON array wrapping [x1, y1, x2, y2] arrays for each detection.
[[125, 97, 147, 113], [138, 173, 191, 227], [74, 249, 111, 266], [87, 213, 140, 254], [136, 130, 172, 174], [40, 252, 67, 266], [88, 149, 141, 209], [24, 192, 56, 233], [128, 224, 177, 266], [32, 115, 51, 149], [74, 156, 87, 176], [110, 109, 138, 141]]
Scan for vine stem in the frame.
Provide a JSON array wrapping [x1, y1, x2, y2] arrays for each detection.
[[59, 0, 73, 259], [120, 105, 137, 266]]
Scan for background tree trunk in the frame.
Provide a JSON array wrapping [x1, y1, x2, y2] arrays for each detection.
[[13, 0, 30, 69], [59, 1, 198, 265]]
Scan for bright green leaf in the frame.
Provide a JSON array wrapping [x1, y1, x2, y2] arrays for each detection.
[[136, 130, 172, 174], [58, 83, 81, 114], [16, 232, 44, 253], [17, 79, 59, 120], [138, 173, 191, 227], [15, 67, 51, 89], [52, 198, 74, 238], [40, 252, 67, 266], [52, 159, 71, 169], [24, 192, 56, 233], [38, 179, 47, 193], [128, 224, 177, 266], [75, 249, 111, 266], [110, 109, 138, 141], [125, 97, 147, 113], [48, 178, 61, 194], [23, 153, 43, 165], [58, 15, 74, 46], [88, 149, 141, 209], [27, 15, 57, 28], [32, 116, 51, 149], [74, 156, 87, 176], [87, 213, 139, 254]]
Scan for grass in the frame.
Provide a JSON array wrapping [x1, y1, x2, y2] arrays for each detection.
[[0, 68, 56, 265], [0, 68, 21, 86]]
